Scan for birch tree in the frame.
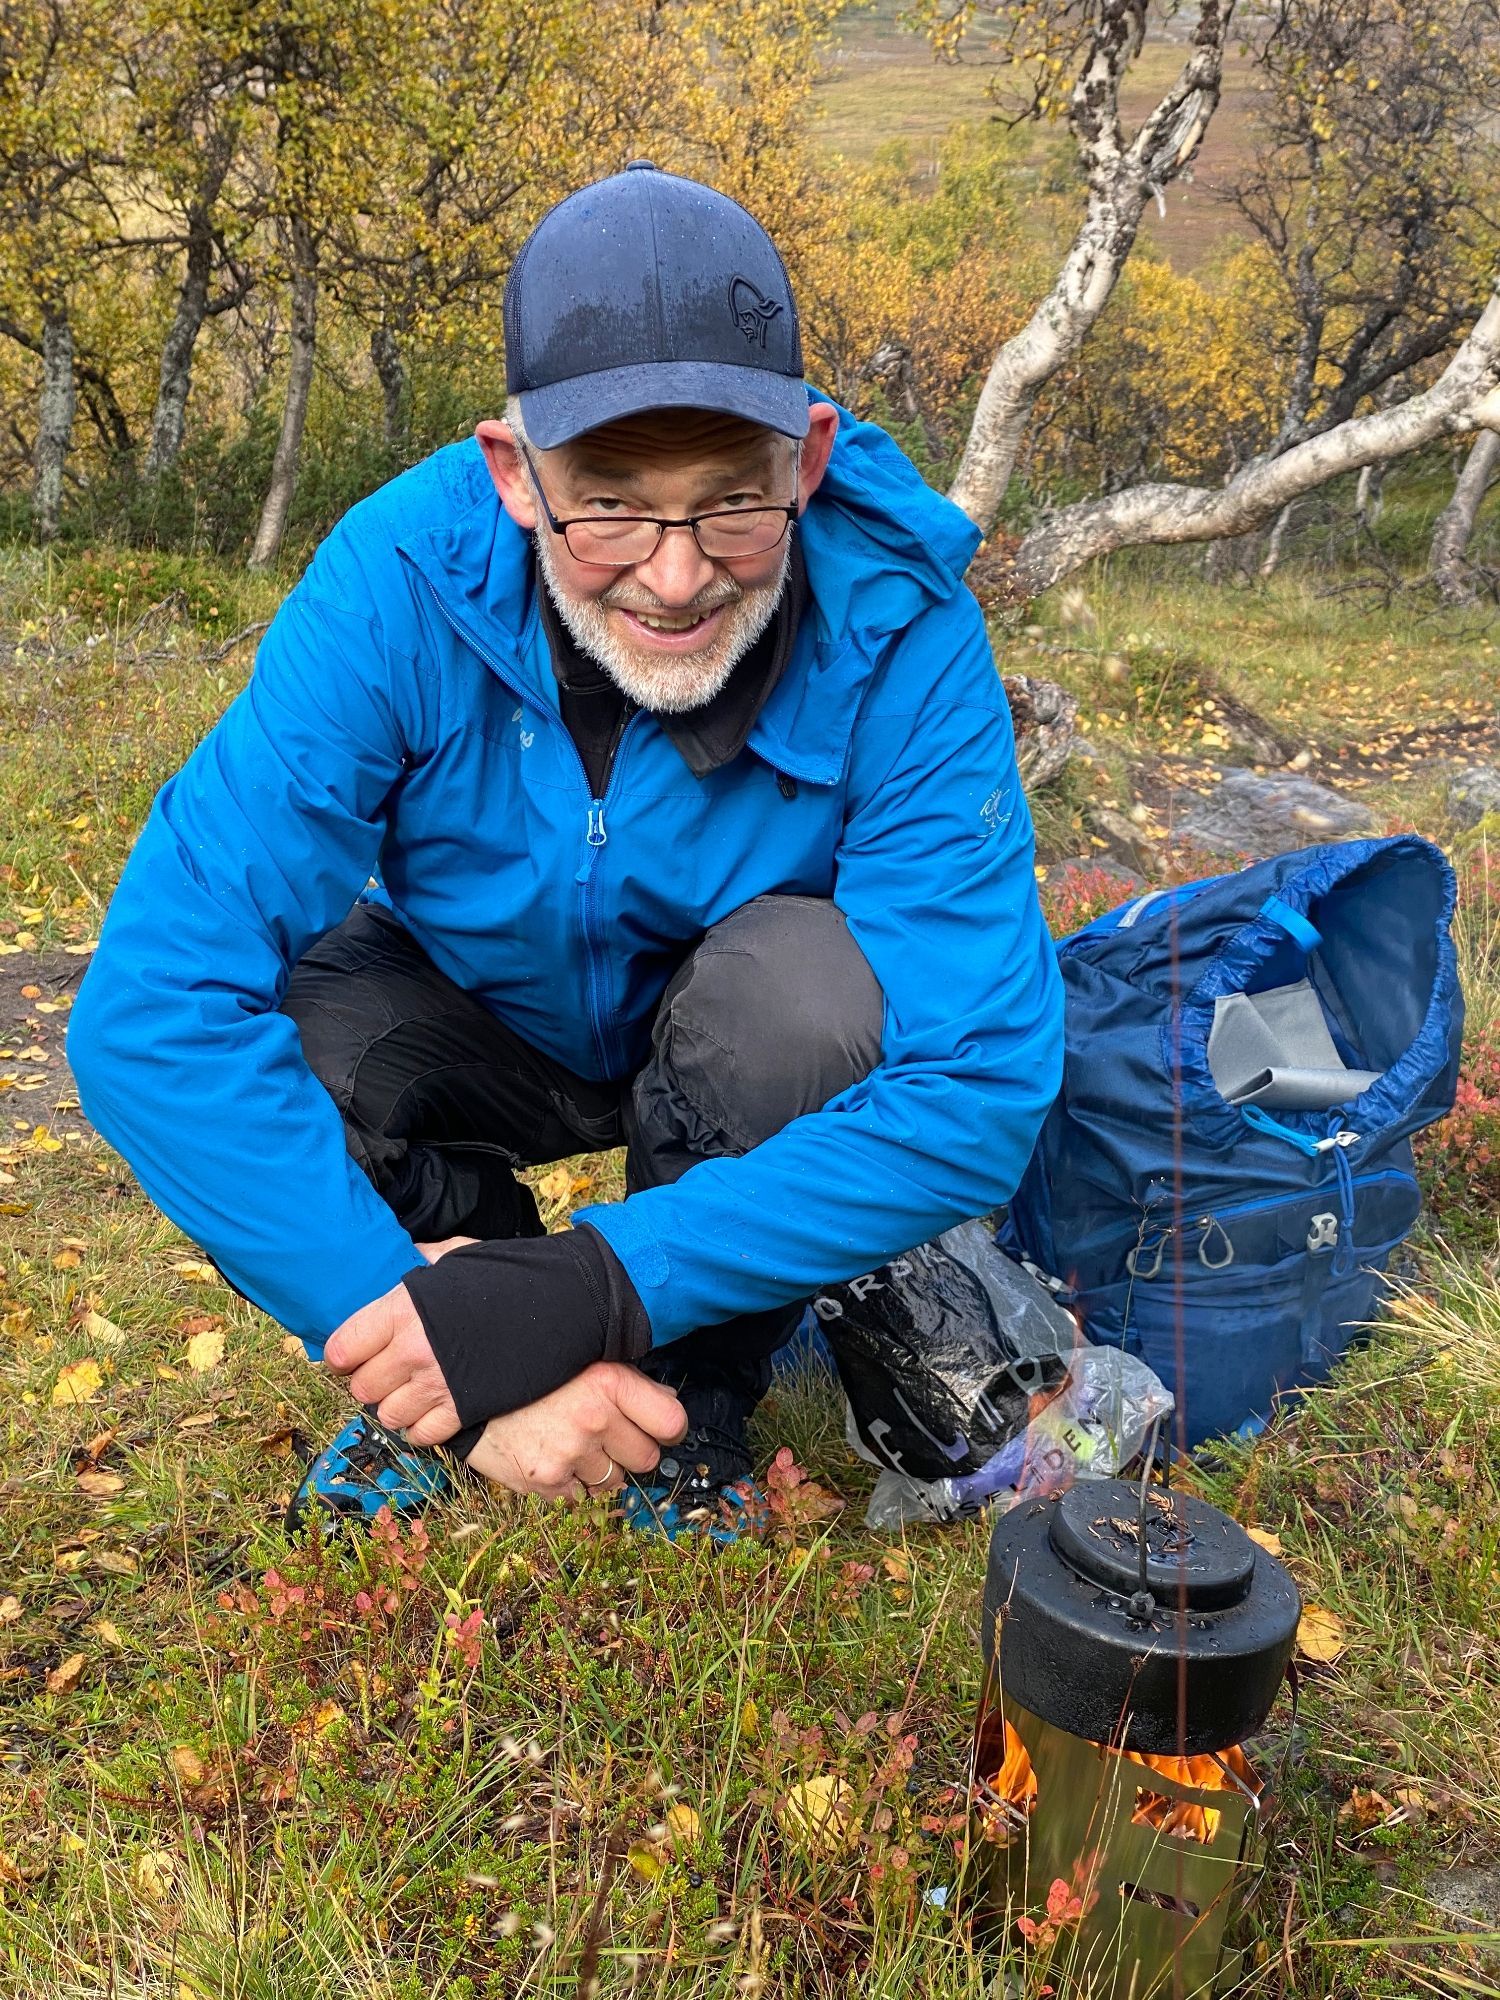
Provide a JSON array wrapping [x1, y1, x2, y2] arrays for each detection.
[[245, 0, 389, 570], [988, 276, 1500, 598], [1429, 428, 1500, 601], [124, 0, 259, 483], [910, 0, 1236, 533], [0, 0, 126, 537], [1227, 0, 1500, 457]]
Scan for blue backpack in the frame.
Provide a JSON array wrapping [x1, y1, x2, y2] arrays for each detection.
[[1004, 837, 1462, 1446]]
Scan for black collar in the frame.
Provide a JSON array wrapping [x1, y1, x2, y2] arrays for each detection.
[[536, 537, 807, 778]]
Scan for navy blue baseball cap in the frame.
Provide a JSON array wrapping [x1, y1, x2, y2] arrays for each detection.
[[504, 161, 808, 449]]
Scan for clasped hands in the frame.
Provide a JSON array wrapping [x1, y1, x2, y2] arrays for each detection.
[[321, 1235, 686, 1500]]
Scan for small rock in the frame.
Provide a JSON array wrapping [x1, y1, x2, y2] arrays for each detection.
[[1084, 806, 1160, 876], [1446, 765, 1500, 830], [1423, 1861, 1500, 1930], [1179, 769, 1376, 860]]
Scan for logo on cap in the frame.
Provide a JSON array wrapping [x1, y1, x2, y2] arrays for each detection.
[[728, 276, 783, 350]]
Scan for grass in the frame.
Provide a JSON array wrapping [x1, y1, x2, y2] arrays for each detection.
[[1, 544, 1499, 1997]]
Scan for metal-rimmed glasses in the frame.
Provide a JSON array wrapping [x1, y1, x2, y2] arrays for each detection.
[[520, 446, 797, 569]]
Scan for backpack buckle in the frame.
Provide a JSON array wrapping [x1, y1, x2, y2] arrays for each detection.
[[1306, 1211, 1339, 1252]]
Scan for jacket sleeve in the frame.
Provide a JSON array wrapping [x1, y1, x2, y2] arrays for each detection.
[[576, 592, 1065, 1340], [66, 583, 427, 1351]]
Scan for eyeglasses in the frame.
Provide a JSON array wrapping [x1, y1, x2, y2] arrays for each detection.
[[520, 446, 797, 568]]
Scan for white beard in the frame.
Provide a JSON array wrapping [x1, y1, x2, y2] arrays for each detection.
[[535, 530, 791, 714]]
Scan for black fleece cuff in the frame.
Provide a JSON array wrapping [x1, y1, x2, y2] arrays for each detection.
[[402, 1223, 652, 1432]]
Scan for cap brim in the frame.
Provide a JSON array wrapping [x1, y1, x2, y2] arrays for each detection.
[[519, 360, 810, 448]]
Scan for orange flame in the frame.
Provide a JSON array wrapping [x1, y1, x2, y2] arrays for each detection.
[[974, 1713, 1039, 1845], [1122, 1742, 1257, 1844], [978, 1712, 1257, 1848]]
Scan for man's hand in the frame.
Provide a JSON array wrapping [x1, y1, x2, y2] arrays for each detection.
[[463, 1361, 688, 1499], [322, 1237, 477, 1445]]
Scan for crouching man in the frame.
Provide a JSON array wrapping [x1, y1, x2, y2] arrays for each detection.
[[68, 162, 1062, 1537]]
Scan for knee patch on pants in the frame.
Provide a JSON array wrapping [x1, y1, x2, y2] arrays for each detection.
[[634, 895, 884, 1162]]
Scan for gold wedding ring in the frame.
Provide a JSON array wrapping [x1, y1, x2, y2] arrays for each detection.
[[581, 1456, 616, 1491]]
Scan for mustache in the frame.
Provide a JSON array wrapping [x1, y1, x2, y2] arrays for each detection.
[[600, 575, 745, 614]]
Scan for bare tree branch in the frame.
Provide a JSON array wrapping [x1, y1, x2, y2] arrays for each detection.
[[998, 279, 1500, 597]]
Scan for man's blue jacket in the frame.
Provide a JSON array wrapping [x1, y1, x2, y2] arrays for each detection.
[[68, 400, 1064, 1355]]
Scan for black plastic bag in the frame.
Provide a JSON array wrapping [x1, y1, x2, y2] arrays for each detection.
[[809, 1221, 1076, 1483]]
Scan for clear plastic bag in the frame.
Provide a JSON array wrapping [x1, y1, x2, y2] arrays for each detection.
[[859, 1345, 1175, 1528]]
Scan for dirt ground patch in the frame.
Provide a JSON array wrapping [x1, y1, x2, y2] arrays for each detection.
[[0, 948, 91, 1143]]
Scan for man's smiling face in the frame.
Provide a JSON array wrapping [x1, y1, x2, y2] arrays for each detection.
[[478, 402, 838, 713]]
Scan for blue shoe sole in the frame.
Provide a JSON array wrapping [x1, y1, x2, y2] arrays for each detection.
[[286, 1413, 454, 1532]]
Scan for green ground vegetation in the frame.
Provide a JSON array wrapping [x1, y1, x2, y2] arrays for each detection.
[[0, 543, 1498, 1997]]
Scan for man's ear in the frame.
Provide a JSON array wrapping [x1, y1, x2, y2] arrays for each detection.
[[476, 419, 538, 532], [796, 401, 840, 512]]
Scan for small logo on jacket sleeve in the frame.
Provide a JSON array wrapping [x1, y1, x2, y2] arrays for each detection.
[[980, 786, 1012, 836]]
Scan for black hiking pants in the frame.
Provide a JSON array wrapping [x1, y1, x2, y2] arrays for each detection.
[[282, 895, 884, 1399]]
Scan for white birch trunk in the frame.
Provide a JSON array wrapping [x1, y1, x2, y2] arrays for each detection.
[[1258, 499, 1296, 578], [947, 0, 1231, 533], [34, 311, 75, 543], [250, 218, 319, 572], [145, 218, 215, 481], [1429, 428, 1500, 602], [1000, 282, 1500, 598]]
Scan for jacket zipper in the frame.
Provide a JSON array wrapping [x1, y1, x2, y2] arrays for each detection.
[[415, 581, 637, 1076]]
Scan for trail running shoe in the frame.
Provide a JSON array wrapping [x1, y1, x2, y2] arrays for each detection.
[[620, 1379, 769, 1544], [286, 1411, 454, 1533]]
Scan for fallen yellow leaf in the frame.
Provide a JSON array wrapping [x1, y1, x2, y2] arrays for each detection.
[[171, 1746, 206, 1786], [173, 1261, 219, 1284], [1339, 1787, 1392, 1831], [663, 1804, 701, 1846], [1296, 1605, 1347, 1664], [80, 1309, 125, 1347], [133, 1847, 178, 1903], [52, 1248, 82, 1270], [28, 1124, 62, 1152], [536, 1167, 576, 1204], [627, 1839, 669, 1882], [740, 1698, 760, 1742], [184, 1326, 225, 1374], [778, 1775, 858, 1857], [0, 1594, 19, 1624], [87, 1619, 122, 1645], [1246, 1527, 1284, 1558], [51, 1358, 104, 1406], [45, 1652, 85, 1695]]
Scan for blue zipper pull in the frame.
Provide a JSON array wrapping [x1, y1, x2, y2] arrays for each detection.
[[576, 800, 608, 884]]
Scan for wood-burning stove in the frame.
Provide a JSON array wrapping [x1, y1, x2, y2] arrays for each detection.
[[972, 1477, 1301, 1996]]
